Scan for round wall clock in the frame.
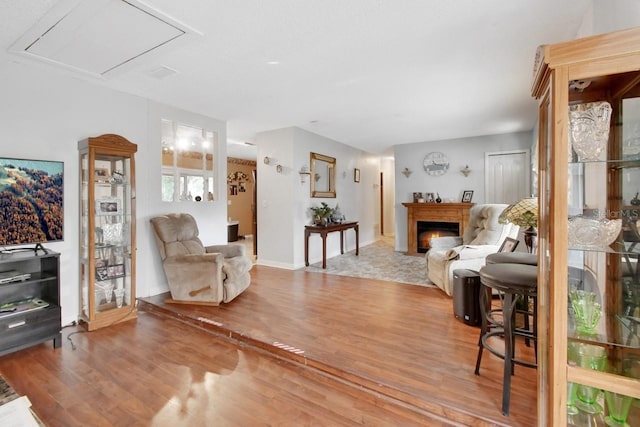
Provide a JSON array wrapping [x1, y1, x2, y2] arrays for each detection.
[[423, 152, 450, 176]]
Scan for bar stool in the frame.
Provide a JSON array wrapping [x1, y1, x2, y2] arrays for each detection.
[[474, 263, 538, 416], [485, 252, 538, 345]]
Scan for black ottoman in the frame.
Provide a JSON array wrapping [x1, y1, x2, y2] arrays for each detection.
[[452, 269, 482, 326]]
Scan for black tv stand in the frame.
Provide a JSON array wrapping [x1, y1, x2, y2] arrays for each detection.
[[0, 250, 61, 356]]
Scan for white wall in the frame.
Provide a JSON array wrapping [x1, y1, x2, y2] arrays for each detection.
[[256, 127, 378, 269], [393, 131, 533, 252], [0, 61, 229, 326], [577, 0, 640, 38], [380, 156, 396, 236]]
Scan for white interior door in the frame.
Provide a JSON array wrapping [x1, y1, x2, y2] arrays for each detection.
[[485, 150, 530, 204]]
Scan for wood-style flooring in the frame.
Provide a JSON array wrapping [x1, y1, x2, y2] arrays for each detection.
[[0, 265, 537, 426]]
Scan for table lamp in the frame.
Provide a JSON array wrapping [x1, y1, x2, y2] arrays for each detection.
[[499, 197, 539, 253]]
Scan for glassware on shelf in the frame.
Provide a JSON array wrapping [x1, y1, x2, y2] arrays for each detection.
[[604, 390, 633, 427], [570, 290, 602, 334], [568, 216, 622, 249], [568, 408, 605, 427], [571, 343, 608, 414], [114, 288, 125, 308], [567, 381, 580, 416], [569, 101, 613, 161], [96, 283, 114, 304]]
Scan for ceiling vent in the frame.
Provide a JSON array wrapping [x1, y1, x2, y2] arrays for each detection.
[[10, 0, 200, 79], [149, 65, 179, 79]]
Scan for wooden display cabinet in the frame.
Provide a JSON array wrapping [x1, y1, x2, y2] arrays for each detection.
[[532, 28, 640, 425], [78, 134, 137, 331]]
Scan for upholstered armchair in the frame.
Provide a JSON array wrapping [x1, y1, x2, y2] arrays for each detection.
[[426, 204, 519, 296], [150, 213, 252, 305]]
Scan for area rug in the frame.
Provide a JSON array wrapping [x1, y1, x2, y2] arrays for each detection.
[[304, 236, 434, 287], [0, 374, 18, 405]]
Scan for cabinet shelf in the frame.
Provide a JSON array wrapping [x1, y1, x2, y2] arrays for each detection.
[[0, 271, 57, 287], [568, 314, 640, 349], [569, 159, 640, 168], [0, 252, 61, 356]]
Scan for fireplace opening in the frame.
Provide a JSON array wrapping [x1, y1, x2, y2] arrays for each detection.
[[417, 221, 460, 253]]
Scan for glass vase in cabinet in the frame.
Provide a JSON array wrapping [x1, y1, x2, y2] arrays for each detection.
[[532, 27, 640, 426], [78, 134, 137, 331]]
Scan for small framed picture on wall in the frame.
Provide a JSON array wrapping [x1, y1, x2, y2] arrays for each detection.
[[354, 168, 360, 183]]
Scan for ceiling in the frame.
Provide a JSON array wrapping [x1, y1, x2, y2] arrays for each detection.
[[1, 0, 593, 158]]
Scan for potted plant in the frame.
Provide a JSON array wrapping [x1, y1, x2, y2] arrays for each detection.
[[310, 202, 333, 226]]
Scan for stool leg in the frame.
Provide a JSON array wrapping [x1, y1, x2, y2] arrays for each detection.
[[502, 293, 516, 416], [533, 296, 538, 364], [475, 285, 490, 375]]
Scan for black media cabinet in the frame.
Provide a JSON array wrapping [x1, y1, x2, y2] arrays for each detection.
[[0, 250, 61, 356]]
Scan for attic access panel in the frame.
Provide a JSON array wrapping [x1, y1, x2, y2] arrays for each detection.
[[10, 0, 199, 78]]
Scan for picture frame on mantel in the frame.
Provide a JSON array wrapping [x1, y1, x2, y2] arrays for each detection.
[[461, 190, 474, 203]]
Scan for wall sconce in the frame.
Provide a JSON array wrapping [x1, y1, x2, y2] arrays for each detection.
[[263, 156, 271, 165], [299, 165, 311, 183], [401, 167, 413, 178], [460, 165, 471, 177]]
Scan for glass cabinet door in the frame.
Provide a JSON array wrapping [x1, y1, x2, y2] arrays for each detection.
[[532, 28, 640, 426], [565, 91, 640, 426], [78, 134, 137, 331]]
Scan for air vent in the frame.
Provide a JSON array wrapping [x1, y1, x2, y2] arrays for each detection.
[[149, 65, 179, 79], [10, 0, 200, 79]]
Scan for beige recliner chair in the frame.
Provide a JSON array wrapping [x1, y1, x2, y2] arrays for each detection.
[[150, 213, 252, 305], [426, 204, 519, 296]]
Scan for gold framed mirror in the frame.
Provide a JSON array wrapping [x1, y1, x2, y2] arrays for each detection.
[[310, 152, 336, 198]]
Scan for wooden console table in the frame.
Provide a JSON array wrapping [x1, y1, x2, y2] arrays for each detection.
[[305, 221, 359, 269]]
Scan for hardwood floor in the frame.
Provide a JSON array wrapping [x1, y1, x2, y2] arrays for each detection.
[[0, 265, 538, 426]]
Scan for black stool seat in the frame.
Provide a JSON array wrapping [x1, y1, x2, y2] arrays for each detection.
[[486, 252, 538, 266], [479, 264, 538, 293], [475, 263, 538, 416]]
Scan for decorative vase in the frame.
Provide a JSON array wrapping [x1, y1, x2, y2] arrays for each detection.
[[331, 204, 344, 223], [435, 193, 442, 203], [569, 101, 612, 161], [314, 216, 327, 226]]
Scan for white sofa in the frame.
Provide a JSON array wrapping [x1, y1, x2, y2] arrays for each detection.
[[426, 204, 519, 296]]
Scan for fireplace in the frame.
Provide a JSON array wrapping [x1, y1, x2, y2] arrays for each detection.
[[417, 221, 460, 253], [402, 202, 473, 255]]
